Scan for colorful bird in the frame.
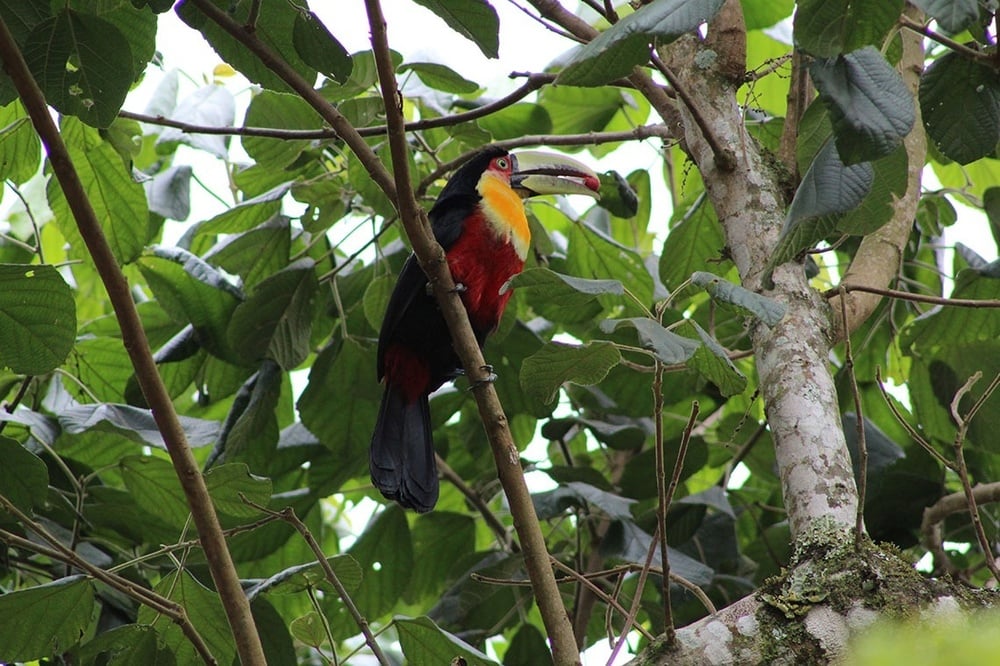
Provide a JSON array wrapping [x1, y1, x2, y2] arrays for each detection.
[[370, 146, 601, 512]]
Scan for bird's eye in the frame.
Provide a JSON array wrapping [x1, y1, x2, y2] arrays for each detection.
[[495, 157, 509, 170]]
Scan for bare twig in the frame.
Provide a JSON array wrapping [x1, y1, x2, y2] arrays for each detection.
[[921, 482, 1000, 575], [0, 16, 265, 665], [826, 283, 1000, 309], [898, 14, 989, 61]]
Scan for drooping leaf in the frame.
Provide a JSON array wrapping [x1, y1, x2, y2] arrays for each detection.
[[204, 462, 273, 519], [520, 341, 622, 405], [0, 264, 75, 374], [809, 47, 914, 164], [395, 616, 499, 666], [144, 164, 192, 221], [771, 139, 874, 266], [910, 0, 979, 34], [920, 51, 1000, 165], [156, 83, 235, 159], [208, 360, 282, 471], [410, 0, 500, 59], [686, 320, 747, 396], [227, 258, 317, 369], [246, 555, 363, 600], [601, 317, 699, 364], [660, 194, 727, 291], [509, 266, 622, 324], [691, 272, 786, 326], [557, 0, 727, 86], [292, 10, 352, 83], [204, 215, 291, 289], [61, 403, 219, 450], [0, 576, 94, 662]]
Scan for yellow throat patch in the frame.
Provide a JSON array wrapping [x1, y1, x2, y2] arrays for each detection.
[[478, 172, 531, 261]]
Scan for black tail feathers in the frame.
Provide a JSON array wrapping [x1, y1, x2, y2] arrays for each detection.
[[369, 385, 439, 512]]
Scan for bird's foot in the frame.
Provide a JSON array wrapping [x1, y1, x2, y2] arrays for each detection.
[[468, 365, 497, 390]]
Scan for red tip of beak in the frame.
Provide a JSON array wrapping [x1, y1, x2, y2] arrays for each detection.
[[583, 174, 601, 192]]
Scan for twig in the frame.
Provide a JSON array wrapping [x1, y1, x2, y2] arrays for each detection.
[[839, 286, 868, 548], [436, 455, 515, 551], [921, 482, 1000, 575], [949, 372, 1000, 584], [898, 14, 990, 62], [874, 367, 952, 469], [0, 16, 265, 665], [826, 283, 1000, 308], [549, 558, 656, 642], [651, 362, 672, 639]]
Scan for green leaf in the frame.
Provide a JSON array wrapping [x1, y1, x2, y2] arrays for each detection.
[[209, 360, 281, 470], [601, 317, 700, 364], [407, 512, 475, 602], [242, 91, 323, 169], [0, 101, 40, 184], [395, 616, 499, 666], [509, 266, 621, 324], [177, 0, 316, 93], [292, 11, 352, 83], [121, 455, 193, 528], [794, 0, 903, 57], [247, 555, 363, 599], [193, 183, 290, 236], [691, 272, 786, 326], [521, 341, 622, 405], [205, 216, 290, 289], [809, 47, 914, 164], [567, 221, 653, 307], [411, 0, 499, 59], [144, 164, 192, 221], [0, 264, 76, 374], [836, 143, 909, 235], [557, 0, 726, 86], [78, 625, 174, 665], [0, 436, 48, 512], [598, 169, 640, 218], [534, 481, 636, 521], [0, 576, 94, 661], [204, 463, 273, 518], [659, 194, 727, 291], [686, 320, 747, 396], [139, 570, 236, 666], [73, 0, 157, 88], [347, 505, 414, 618], [742, 0, 794, 31], [920, 51, 1000, 165], [290, 611, 328, 647], [228, 259, 317, 369], [23, 9, 135, 127], [772, 139, 873, 265], [476, 103, 552, 141], [537, 86, 625, 135], [137, 246, 243, 362], [401, 62, 479, 94], [911, 0, 979, 34], [363, 273, 396, 331], [48, 117, 149, 264]]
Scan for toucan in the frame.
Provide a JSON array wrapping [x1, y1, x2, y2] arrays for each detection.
[[370, 145, 601, 512]]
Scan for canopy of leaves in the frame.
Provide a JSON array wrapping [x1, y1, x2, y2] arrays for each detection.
[[0, 1, 995, 664]]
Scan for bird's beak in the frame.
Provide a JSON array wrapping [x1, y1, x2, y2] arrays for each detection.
[[510, 150, 602, 200]]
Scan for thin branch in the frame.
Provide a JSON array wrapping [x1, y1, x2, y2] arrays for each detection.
[[921, 482, 1000, 575], [827, 283, 1000, 309], [839, 286, 868, 548], [549, 558, 656, 642], [0, 17, 265, 665], [874, 367, 952, 469], [436, 455, 515, 551], [899, 14, 990, 61]]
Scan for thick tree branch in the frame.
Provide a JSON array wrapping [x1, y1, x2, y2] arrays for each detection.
[[363, 2, 581, 663], [0, 17, 266, 666]]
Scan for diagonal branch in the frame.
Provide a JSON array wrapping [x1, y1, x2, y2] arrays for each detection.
[[0, 17, 266, 665], [364, 1, 582, 664]]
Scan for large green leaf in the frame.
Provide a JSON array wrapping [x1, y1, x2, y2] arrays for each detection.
[[401, 62, 479, 94], [520, 340, 622, 405], [204, 216, 290, 289], [396, 616, 498, 666], [22, 8, 135, 127], [691, 272, 786, 326], [771, 139, 873, 267], [0, 263, 75, 374], [292, 10, 352, 83], [346, 505, 414, 618], [61, 403, 220, 449], [138, 570, 236, 665], [48, 117, 150, 264], [794, 0, 903, 57], [687, 320, 747, 396], [920, 51, 1000, 165], [227, 259, 317, 369], [177, 0, 316, 93], [242, 92, 323, 169], [601, 317, 699, 364], [508, 267, 621, 324], [0, 576, 95, 662], [209, 361, 282, 471], [411, 0, 499, 59], [911, 0, 979, 34], [557, 0, 726, 86], [0, 436, 48, 512], [809, 47, 914, 164], [659, 194, 727, 291]]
